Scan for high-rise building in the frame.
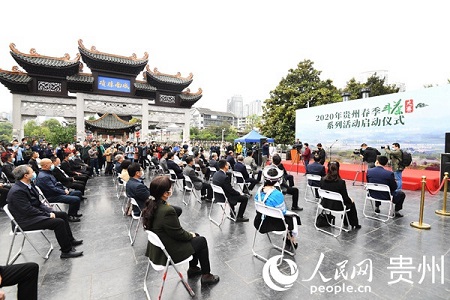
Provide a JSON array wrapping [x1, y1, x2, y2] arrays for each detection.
[[247, 99, 262, 116], [227, 95, 243, 118]]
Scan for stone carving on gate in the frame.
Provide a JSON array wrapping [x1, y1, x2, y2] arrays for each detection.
[[21, 101, 76, 118], [85, 100, 141, 115]]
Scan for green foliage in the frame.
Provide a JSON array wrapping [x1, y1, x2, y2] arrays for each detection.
[[24, 119, 75, 145], [245, 114, 262, 131], [0, 121, 13, 142], [341, 74, 399, 99], [190, 123, 238, 142], [262, 59, 341, 144]]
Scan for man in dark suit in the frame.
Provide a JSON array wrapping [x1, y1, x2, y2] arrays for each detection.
[[233, 155, 258, 191], [226, 151, 236, 169], [36, 159, 82, 222], [212, 159, 249, 222], [2, 153, 16, 183], [361, 143, 381, 169], [366, 155, 405, 217], [167, 152, 184, 179], [61, 152, 89, 184], [183, 156, 212, 200], [126, 162, 150, 216], [306, 155, 326, 197], [209, 153, 218, 169], [51, 157, 86, 196], [6, 165, 83, 258]]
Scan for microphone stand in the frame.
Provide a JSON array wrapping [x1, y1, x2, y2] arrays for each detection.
[[329, 139, 338, 162]]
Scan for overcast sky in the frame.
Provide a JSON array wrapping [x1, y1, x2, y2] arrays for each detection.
[[1, 0, 449, 114]]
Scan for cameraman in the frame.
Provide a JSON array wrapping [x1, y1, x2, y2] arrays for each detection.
[[385, 143, 403, 190], [315, 143, 326, 165], [360, 143, 380, 169]]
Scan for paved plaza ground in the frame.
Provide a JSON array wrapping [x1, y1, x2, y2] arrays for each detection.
[[1, 170, 449, 299]]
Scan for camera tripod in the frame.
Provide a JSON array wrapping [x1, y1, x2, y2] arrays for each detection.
[[352, 159, 367, 186]]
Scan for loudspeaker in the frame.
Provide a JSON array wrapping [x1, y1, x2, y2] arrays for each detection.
[[446, 132, 450, 153], [440, 153, 450, 190]]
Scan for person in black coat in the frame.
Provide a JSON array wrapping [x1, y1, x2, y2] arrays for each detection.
[[306, 155, 326, 197], [319, 161, 361, 229], [51, 157, 86, 196], [126, 162, 150, 216], [366, 155, 405, 217], [233, 155, 258, 191], [167, 152, 184, 179], [60, 152, 89, 184], [212, 159, 249, 222], [0, 263, 39, 300], [6, 165, 83, 258], [28, 151, 40, 175]]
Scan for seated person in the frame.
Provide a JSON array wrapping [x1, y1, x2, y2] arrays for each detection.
[[0, 262, 39, 300], [193, 151, 210, 179], [254, 167, 301, 250], [183, 156, 212, 201], [306, 154, 326, 197], [167, 152, 184, 179], [234, 155, 259, 192], [36, 159, 83, 222], [119, 159, 132, 183], [271, 154, 302, 211], [212, 159, 249, 222], [142, 176, 219, 285], [113, 154, 125, 174], [320, 161, 361, 229], [159, 151, 169, 173], [7, 165, 83, 258], [209, 153, 219, 169], [126, 162, 150, 216], [51, 157, 86, 196], [243, 150, 262, 182], [71, 151, 92, 176], [366, 155, 405, 217], [28, 151, 40, 175], [61, 152, 89, 183], [226, 151, 236, 169], [2, 153, 16, 183]]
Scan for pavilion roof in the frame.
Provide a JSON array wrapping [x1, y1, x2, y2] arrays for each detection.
[[85, 113, 139, 130], [9, 43, 81, 77], [0, 67, 32, 92], [179, 88, 203, 107], [144, 65, 193, 92], [78, 39, 148, 76]]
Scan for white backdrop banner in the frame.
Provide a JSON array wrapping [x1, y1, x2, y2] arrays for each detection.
[[295, 85, 450, 156]]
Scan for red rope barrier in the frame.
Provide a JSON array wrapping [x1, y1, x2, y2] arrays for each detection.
[[425, 178, 449, 195]]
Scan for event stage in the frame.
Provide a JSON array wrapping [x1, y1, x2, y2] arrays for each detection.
[[283, 160, 441, 191]]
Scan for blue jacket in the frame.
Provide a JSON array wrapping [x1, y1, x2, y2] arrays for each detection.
[[36, 170, 66, 199]]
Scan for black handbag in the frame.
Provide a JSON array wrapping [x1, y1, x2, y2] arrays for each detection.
[[315, 212, 335, 227]]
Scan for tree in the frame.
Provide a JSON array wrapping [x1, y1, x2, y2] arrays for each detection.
[[341, 73, 399, 99], [245, 114, 262, 131], [0, 121, 12, 142], [262, 59, 341, 143], [24, 118, 75, 145]]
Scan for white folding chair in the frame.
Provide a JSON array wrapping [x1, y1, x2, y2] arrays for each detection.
[[3, 204, 54, 265], [128, 198, 142, 246], [233, 171, 251, 194], [143, 230, 195, 299], [252, 201, 296, 264], [304, 174, 322, 203], [117, 179, 126, 199], [209, 184, 237, 227], [182, 175, 202, 205], [315, 189, 350, 238], [35, 185, 62, 212], [122, 194, 131, 216], [168, 169, 184, 192], [208, 166, 217, 183], [363, 183, 395, 222]]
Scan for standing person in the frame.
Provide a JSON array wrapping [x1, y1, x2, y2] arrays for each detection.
[[301, 143, 312, 170], [360, 143, 381, 169], [142, 176, 219, 285], [0, 263, 39, 300], [366, 155, 405, 217], [80, 140, 91, 165], [316, 143, 326, 165], [125, 142, 135, 163], [96, 141, 105, 172], [88, 142, 100, 176], [385, 143, 404, 190], [261, 142, 270, 167], [104, 144, 116, 175], [320, 161, 361, 229]]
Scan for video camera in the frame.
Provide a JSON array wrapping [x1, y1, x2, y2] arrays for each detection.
[[293, 142, 303, 152], [380, 145, 390, 150], [353, 149, 362, 155]]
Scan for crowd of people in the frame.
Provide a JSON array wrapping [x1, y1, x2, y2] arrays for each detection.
[[0, 137, 407, 298]]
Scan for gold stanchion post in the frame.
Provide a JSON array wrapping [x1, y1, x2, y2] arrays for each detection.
[[436, 172, 450, 216], [411, 176, 431, 229]]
